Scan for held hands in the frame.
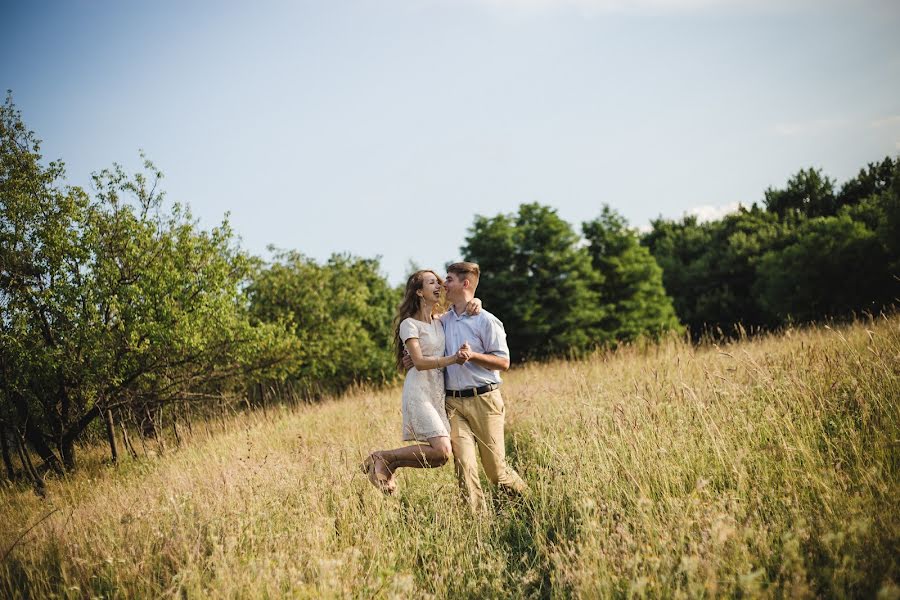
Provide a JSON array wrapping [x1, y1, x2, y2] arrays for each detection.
[[401, 343, 472, 370], [453, 342, 472, 365]]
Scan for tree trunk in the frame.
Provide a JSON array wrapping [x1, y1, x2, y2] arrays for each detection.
[[12, 392, 65, 475], [185, 406, 194, 438], [260, 383, 268, 418], [120, 420, 138, 459], [104, 409, 118, 464], [141, 405, 157, 438], [59, 404, 101, 472], [60, 437, 76, 472], [135, 411, 150, 456], [145, 406, 165, 454], [0, 425, 17, 480], [23, 423, 65, 475], [172, 416, 182, 448], [16, 433, 46, 497]]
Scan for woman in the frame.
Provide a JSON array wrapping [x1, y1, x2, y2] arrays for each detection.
[[360, 270, 474, 494]]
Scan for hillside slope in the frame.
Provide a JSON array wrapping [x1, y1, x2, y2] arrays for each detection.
[[2, 317, 898, 598]]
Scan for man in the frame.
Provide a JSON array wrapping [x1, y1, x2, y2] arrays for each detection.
[[406, 261, 528, 511]]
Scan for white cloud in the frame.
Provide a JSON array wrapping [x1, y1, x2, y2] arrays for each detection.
[[476, 0, 723, 13], [685, 202, 742, 223], [871, 115, 900, 129], [638, 202, 742, 232], [772, 114, 900, 137], [771, 118, 846, 137], [446, 0, 847, 16]]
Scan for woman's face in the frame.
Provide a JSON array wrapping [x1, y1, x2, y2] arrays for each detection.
[[417, 272, 443, 304]]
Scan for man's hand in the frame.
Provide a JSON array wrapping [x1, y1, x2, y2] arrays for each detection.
[[454, 342, 472, 365], [464, 298, 482, 315], [401, 350, 414, 371]]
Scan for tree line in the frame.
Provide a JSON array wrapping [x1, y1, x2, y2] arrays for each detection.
[[463, 156, 899, 356], [2, 92, 897, 481], [644, 158, 899, 335], [1, 95, 399, 485]]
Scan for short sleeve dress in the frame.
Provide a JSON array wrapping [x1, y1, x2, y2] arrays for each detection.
[[398, 317, 451, 441]]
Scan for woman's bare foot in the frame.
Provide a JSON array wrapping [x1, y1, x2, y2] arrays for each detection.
[[362, 452, 395, 495], [373, 452, 396, 493]]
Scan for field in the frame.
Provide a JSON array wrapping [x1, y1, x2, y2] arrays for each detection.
[[1, 317, 898, 598]]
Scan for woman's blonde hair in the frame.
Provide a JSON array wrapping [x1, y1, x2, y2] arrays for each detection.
[[392, 270, 445, 372]]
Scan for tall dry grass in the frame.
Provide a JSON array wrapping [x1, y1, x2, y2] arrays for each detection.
[[1, 316, 898, 598]]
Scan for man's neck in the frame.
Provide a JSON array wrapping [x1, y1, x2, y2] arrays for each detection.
[[452, 295, 474, 315]]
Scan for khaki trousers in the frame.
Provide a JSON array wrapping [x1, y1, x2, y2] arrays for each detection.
[[445, 389, 528, 512]]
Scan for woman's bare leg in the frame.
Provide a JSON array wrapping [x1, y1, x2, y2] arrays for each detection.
[[372, 436, 452, 483]]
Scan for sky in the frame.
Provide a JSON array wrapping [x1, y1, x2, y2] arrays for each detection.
[[3, 0, 899, 284]]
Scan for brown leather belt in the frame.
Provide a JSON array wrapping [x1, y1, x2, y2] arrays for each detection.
[[446, 383, 500, 398]]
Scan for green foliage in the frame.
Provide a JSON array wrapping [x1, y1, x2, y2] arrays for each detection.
[[644, 156, 900, 335], [756, 196, 900, 323], [763, 167, 837, 218], [582, 206, 681, 344], [246, 250, 400, 398], [461, 203, 603, 360], [462, 202, 680, 360], [0, 94, 292, 472], [642, 207, 788, 335], [836, 156, 897, 209]]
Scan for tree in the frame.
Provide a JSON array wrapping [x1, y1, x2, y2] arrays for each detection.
[[754, 214, 890, 322], [642, 207, 788, 336], [461, 203, 602, 360], [0, 94, 291, 474], [643, 157, 900, 335], [876, 163, 900, 278], [755, 161, 900, 322], [836, 157, 897, 209], [763, 168, 836, 218], [246, 251, 399, 398], [582, 206, 681, 343]]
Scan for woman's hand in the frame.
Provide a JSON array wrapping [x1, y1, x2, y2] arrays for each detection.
[[464, 298, 482, 315], [454, 342, 472, 365]]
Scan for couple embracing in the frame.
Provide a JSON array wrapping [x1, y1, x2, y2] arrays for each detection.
[[360, 262, 528, 512]]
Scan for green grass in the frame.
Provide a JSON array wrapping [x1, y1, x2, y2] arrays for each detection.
[[2, 316, 899, 598]]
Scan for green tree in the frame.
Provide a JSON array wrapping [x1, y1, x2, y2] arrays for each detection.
[[0, 94, 291, 475], [836, 157, 897, 209], [754, 214, 890, 322], [756, 161, 900, 322], [582, 206, 681, 343], [644, 158, 900, 335], [642, 207, 787, 336], [763, 167, 836, 218], [246, 250, 399, 398], [461, 203, 602, 360], [877, 163, 900, 277]]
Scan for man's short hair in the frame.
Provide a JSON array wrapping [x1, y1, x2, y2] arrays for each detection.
[[447, 261, 480, 285]]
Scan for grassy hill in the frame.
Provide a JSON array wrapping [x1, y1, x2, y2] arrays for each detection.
[[2, 317, 898, 598]]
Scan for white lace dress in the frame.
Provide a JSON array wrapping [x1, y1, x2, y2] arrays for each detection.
[[398, 317, 451, 441]]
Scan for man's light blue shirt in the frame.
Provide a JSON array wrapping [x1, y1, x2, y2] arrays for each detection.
[[440, 307, 510, 391]]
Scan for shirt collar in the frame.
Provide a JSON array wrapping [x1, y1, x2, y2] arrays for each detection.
[[451, 305, 469, 319]]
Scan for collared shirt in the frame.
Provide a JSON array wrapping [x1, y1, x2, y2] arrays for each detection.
[[440, 307, 510, 391]]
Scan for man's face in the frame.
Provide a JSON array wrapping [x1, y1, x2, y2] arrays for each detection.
[[444, 272, 466, 302]]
